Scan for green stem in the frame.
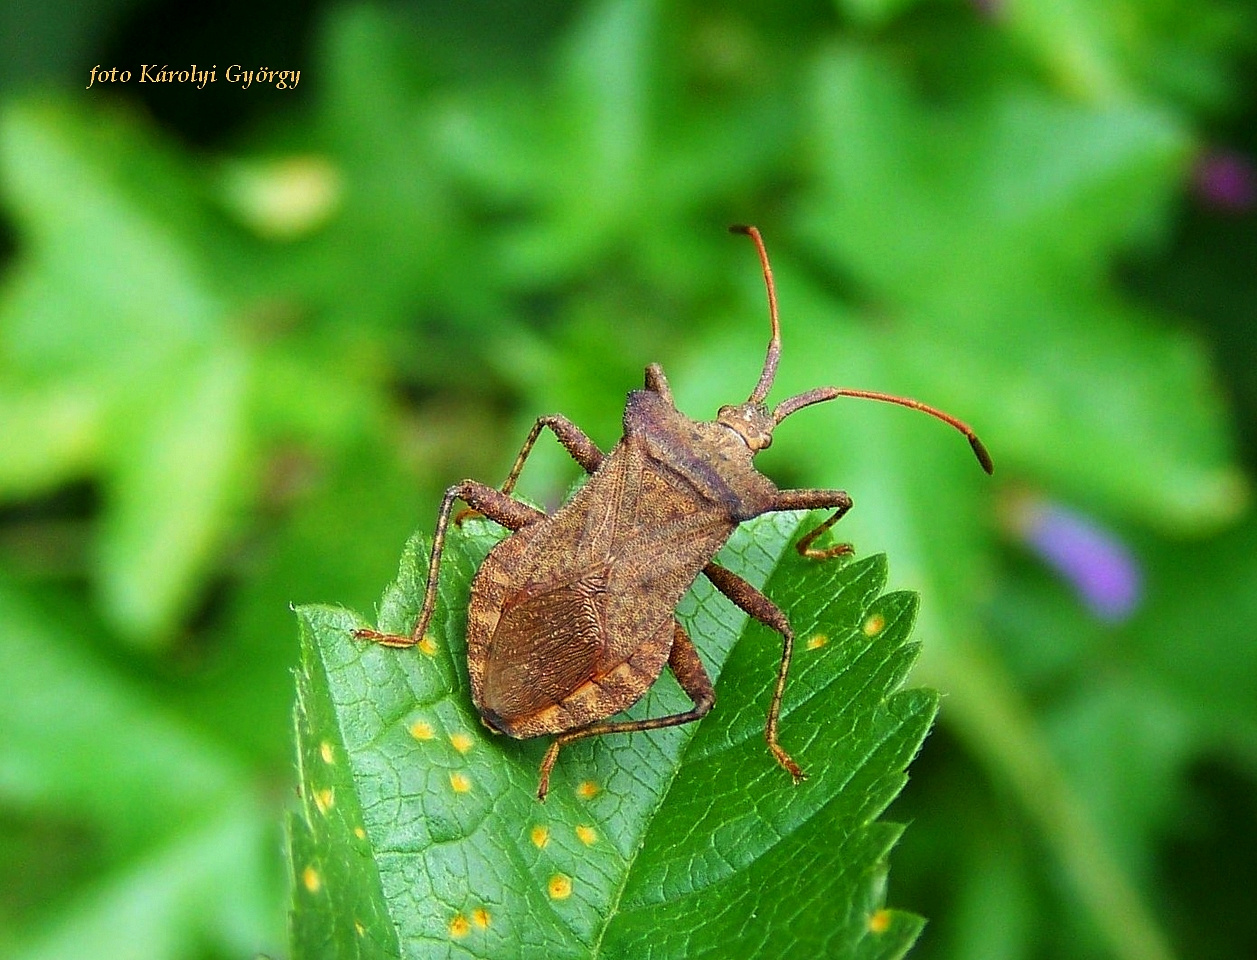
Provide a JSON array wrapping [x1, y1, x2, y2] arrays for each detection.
[[919, 626, 1176, 960]]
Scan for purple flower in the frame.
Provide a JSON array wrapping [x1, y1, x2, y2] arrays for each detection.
[[1007, 495, 1142, 622], [1192, 149, 1255, 212], [971, 0, 1005, 19]]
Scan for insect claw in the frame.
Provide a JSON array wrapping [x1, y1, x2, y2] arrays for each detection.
[[352, 628, 417, 648], [536, 741, 562, 801], [799, 541, 854, 561], [769, 742, 806, 783]]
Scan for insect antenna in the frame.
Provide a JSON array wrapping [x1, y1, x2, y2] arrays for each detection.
[[730, 224, 991, 473], [730, 224, 780, 404], [773, 386, 994, 474]]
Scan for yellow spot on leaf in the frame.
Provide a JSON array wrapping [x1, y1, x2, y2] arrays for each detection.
[[449, 914, 470, 938], [576, 780, 600, 799], [806, 633, 828, 650], [409, 720, 434, 741], [319, 741, 334, 764], [354, 826, 366, 840], [449, 772, 471, 793], [575, 825, 598, 846], [548, 874, 572, 900], [472, 907, 491, 929], [869, 909, 892, 934], [354, 921, 365, 937], [302, 866, 321, 894], [418, 635, 437, 656], [531, 825, 550, 848], [314, 788, 334, 814], [863, 613, 886, 636], [449, 732, 473, 754]]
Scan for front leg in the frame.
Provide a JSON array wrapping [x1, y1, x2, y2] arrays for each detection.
[[354, 480, 544, 648], [770, 488, 855, 560]]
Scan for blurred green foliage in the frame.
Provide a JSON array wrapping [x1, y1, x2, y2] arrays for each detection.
[[0, 0, 1255, 958]]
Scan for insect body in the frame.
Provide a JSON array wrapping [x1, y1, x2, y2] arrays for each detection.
[[356, 226, 992, 800]]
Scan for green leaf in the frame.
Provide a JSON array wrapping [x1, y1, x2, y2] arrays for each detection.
[[290, 511, 936, 958], [12, 807, 277, 960], [800, 46, 1188, 309], [0, 381, 104, 497], [835, 0, 924, 30]]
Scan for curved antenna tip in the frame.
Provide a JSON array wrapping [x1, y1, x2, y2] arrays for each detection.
[[971, 435, 995, 475], [729, 223, 753, 235]]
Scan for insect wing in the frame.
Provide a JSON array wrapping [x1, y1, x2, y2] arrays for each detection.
[[479, 568, 609, 722]]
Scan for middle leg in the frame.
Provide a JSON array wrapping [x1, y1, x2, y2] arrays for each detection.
[[702, 561, 805, 782], [355, 480, 543, 648]]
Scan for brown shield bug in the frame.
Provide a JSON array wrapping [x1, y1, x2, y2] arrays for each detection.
[[356, 225, 992, 800]]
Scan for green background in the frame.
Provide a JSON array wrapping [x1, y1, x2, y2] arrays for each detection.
[[1, 0, 1255, 957]]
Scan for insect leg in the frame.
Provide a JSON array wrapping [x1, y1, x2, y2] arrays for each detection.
[[354, 480, 543, 648], [454, 415, 605, 524], [501, 415, 604, 495], [702, 561, 806, 783], [770, 488, 855, 560], [535, 622, 714, 801]]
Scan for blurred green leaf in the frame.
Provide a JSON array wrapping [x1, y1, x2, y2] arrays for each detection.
[[1047, 677, 1192, 878], [0, 382, 103, 497], [890, 302, 1246, 533], [0, 578, 280, 959], [835, 0, 923, 29], [1003, 0, 1130, 102], [797, 46, 1244, 532], [1005, 0, 1252, 108], [1133, 515, 1257, 754], [97, 343, 253, 644], [0, 101, 217, 379], [291, 512, 936, 958], [0, 101, 255, 647], [12, 806, 276, 960], [0, 580, 238, 845], [492, 0, 658, 282], [801, 45, 1187, 307], [297, 5, 490, 331]]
